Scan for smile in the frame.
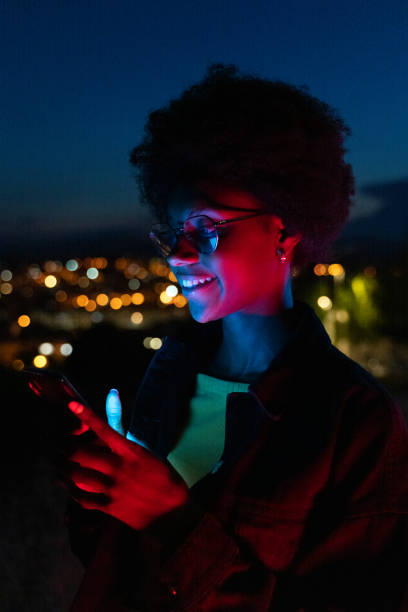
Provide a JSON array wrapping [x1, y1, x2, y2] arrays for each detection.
[[180, 277, 217, 293], [180, 276, 216, 288]]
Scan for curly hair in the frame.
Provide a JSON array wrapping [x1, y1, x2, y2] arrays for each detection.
[[129, 63, 355, 269]]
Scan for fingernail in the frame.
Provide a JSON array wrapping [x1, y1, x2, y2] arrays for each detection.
[[68, 401, 85, 415]]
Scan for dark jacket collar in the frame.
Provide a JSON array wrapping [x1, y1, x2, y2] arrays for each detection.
[[165, 300, 333, 421]]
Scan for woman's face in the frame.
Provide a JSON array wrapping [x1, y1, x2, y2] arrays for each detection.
[[166, 182, 292, 323]]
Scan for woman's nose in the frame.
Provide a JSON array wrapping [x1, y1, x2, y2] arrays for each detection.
[[167, 234, 199, 266]]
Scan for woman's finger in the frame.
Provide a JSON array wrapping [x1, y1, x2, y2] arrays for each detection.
[[68, 401, 147, 460], [68, 443, 120, 476], [66, 462, 113, 495], [105, 388, 125, 436]]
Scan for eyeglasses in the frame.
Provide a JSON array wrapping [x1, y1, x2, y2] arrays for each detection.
[[149, 211, 270, 257]]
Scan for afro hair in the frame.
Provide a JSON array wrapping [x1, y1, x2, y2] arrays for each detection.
[[130, 63, 355, 269]]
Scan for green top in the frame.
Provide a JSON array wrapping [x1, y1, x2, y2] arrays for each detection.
[[167, 372, 250, 487]]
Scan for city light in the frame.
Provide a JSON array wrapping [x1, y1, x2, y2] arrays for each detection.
[[18, 315, 31, 327], [159, 291, 172, 304], [86, 267, 99, 280], [12, 359, 24, 371], [165, 285, 178, 297], [142, 336, 162, 350], [60, 343, 73, 356], [335, 310, 350, 323], [110, 297, 122, 310], [55, 290, 68, 302], [44, 275, 57, 288], [66, 259, 79, 271], [1, 270, 13, 281], [130, 312, 143, 325], [33, 355, 48, 368], [173, 295, 188, 308], [128, 278, 140, 290], [328, 264, 344, 277], [317, 296, 333, 310], [150, 337, 162, 350], [120, 294, 132, 306], [1, 283, 13, 295], [313, 264, 327, 276], [96, 293, 109, 306], [76, 295, 89, 307], [131, 292, 144, 305], [78, 276, 90, 288], [115, 257, 128, 270], [143, 337, 152, 348], [39, 342, 54, 355], [85, 299, 97, 312]]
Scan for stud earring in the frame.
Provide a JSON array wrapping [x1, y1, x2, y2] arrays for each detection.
[[276, 247, 287, 264]]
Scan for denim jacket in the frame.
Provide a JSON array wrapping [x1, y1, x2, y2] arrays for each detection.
[[69, 301, 408, 611]]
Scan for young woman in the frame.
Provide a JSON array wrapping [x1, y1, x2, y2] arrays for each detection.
[[63, 64, 408, 611]]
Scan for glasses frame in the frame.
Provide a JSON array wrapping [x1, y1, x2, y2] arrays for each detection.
[[149, 210, 271, 257]]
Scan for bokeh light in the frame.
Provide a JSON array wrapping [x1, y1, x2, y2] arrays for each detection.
[[130, 312, 143, 325], [335, 309, 350, 323], [328, 263, 344, 277], [1, 269, 12, 281], [317, 296, 333, 310], [44, 274, 57, 288], [1, 283, 13, 294], [143, 337, 152, 349], [159, 291, 172, 304], [150, 337, 163, 350], [55, 290, 68, 302], [33, 355, 48, 368], [173, 295, 188, 308], [165, 285, 178, 297], [131, 292, 144, 305], [96, 293, 109, 306], [12, 359, 25, 371], [128, 278, 140, 290], [85, 299, 97, 312], [60, 343, 73, 356], [86, 267, 99, 280], [76, 294, 89, 307], [17, 315, 31, 327], [110, 297, 122, 310], [313, 264, 327, 276], [39, 342, 54, 355], [78, 276, 90, 288], [120, 294, 132, 306], [66, 259, 79, 271]]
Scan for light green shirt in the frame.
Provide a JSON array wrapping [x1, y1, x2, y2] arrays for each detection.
[[167, 372, 250, 487]]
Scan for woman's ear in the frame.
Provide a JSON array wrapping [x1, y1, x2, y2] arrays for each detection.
[[279, 229, 302, 259]]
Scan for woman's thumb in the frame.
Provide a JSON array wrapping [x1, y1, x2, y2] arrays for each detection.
[[106, 388, 125, 435]]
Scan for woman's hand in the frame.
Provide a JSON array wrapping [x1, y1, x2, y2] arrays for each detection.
[[60, 393, 188, 530]]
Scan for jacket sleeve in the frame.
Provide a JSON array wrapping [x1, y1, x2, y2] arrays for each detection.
[[123, 388, 408, 611]]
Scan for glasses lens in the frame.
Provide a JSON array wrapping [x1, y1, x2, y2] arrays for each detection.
[[149, 225, 175, 257], [185, 216, 218, 254], [149, 216, 218, 257]]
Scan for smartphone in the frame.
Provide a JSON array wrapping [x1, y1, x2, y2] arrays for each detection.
[[23, 367, 90, 408], [22, 368, 93, 443]]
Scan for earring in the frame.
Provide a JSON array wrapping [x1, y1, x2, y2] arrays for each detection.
[[276, 247, 287, 264]]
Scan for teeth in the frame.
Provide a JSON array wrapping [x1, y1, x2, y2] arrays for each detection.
[[181, 277, 214, 288]]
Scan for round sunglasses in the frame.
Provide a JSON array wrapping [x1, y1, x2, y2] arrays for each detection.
[[149, 210, 270, 258]]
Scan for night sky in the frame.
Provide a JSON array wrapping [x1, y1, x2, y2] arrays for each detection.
[[1, 0, 407, 256]]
